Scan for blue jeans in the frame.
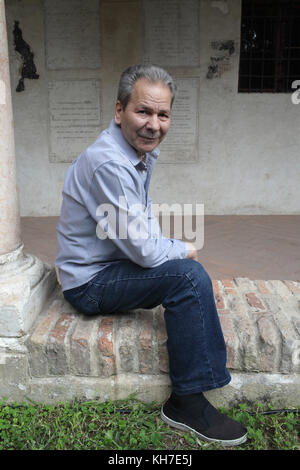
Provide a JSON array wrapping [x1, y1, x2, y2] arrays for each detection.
[[63, 258, 231, 395]]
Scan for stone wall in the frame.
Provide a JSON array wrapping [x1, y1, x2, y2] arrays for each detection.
[[4, 0, 300, 216]]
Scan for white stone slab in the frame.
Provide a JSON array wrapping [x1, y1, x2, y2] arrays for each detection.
[[143, 0, 199, 67], [45, 0, 101, 69], [48, 80, 101, 163], [159, 77, 199, 163]]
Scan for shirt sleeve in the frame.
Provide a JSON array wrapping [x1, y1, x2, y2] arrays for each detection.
[[147, 194, 188, 261], [87, 160, 187, 268]]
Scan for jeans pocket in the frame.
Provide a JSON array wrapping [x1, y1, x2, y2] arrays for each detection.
[[82, 282, 104, 314], [80, 292, 101, 315], [64, 282, 103, 315]]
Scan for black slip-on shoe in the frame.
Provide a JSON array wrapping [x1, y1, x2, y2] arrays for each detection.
[[161, 393, 247, 447]]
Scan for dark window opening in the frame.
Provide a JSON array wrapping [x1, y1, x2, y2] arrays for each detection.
[[238, 0, 300, 92]]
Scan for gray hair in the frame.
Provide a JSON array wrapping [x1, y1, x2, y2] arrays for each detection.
[[117, 64, 177, 109]]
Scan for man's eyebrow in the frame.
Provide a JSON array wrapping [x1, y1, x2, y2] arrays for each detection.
[[137, 104, 170, 114], [136, 103, 153, 110]]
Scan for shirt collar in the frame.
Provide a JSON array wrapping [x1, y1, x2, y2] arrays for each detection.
[[108, 119, 160, 168]]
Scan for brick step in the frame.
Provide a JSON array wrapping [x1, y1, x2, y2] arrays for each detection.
[[26, 278, 300, 380]]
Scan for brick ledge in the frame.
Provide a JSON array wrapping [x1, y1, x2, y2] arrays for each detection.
[[26, 278, 300, 379]]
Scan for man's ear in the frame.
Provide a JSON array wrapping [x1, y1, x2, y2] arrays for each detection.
[[114, 100, 123, 125]]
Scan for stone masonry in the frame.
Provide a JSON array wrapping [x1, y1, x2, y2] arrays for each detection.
[[27, 278, 300, 378], [1, 276, 299, 407]]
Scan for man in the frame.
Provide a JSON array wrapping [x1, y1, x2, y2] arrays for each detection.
[[55, 64, 247, 446]]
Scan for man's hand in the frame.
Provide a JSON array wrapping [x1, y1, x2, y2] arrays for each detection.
[[185, 242, 198, 261]]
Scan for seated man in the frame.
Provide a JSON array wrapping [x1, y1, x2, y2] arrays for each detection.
[[55, 64, 247, 446]]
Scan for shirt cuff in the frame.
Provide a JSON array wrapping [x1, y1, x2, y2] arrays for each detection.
[[167, 239, 188, 260]]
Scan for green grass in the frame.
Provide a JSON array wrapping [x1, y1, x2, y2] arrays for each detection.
[[0, 397, 299, 450]]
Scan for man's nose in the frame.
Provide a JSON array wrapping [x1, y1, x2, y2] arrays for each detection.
[[146, 114, 160, 131]]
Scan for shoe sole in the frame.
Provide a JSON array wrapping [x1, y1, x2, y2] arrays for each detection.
[[161, 407, 247, 447]]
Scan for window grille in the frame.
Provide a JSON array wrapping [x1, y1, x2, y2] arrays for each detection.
[[238, 0, 300, 92]]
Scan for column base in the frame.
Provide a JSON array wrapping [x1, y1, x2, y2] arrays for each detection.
[[0, 244, 57, 337]]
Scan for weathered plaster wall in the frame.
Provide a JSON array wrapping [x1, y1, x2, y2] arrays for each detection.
[[5, 0, 300, 215]]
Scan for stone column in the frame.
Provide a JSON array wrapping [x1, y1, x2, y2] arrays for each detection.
[[0, 0, 21, 255], [0, 0, 56, 337]]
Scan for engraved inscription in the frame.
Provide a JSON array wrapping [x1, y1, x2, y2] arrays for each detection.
[[45, 0, 101, 69], [143, 0, 199, 67], [159, 77, 199, 163], [49, 80, 101, 163]]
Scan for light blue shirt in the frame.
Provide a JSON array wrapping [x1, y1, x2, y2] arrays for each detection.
[[55, 119, 187, 291]]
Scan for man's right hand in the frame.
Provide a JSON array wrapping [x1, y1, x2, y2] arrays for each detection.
[[185, 242, 198, 261]]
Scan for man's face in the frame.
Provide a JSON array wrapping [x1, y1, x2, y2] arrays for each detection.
[[114, 78, 172, 156]]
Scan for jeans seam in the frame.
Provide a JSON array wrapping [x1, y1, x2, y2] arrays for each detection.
[[184, 271, 217, 389], [84, 291, 103, 311], [91, 272, 187, 287]]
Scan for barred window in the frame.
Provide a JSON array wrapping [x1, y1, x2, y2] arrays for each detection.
[[238, 0, 300, 92]]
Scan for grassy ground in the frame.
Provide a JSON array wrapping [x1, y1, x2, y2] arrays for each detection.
[[0, 397, 299, 451]]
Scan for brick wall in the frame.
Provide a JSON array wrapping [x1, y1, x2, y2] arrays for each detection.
[[26, 279, 300, 379]]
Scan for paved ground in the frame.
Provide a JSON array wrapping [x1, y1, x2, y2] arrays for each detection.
[[21, 215, 300, 280]]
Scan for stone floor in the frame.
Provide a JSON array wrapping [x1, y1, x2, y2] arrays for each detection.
[[21, 215, 300, 280]]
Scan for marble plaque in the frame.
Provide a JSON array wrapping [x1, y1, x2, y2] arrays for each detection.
[[143, 0, 199, 67], [48, 80, 101, 163], [45, 0, 101, 69], [159, 77, 199, 163]]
